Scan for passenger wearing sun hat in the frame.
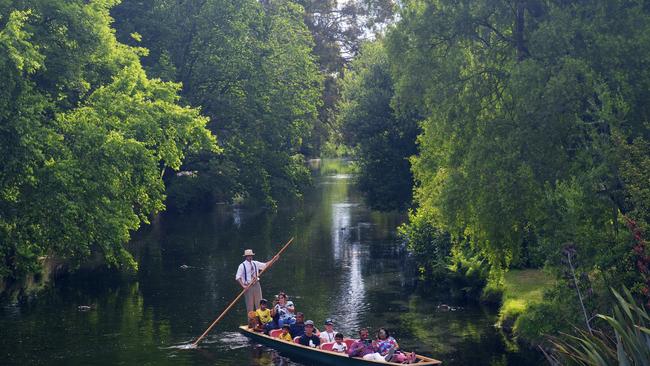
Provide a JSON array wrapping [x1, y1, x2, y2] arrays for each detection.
[[235, 248, 277, 312]]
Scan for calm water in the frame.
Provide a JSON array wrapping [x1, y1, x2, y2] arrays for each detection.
[[0, 159, 543, 366]]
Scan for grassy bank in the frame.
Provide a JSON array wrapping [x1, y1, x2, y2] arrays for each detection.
[[497, 269, 554, 333]]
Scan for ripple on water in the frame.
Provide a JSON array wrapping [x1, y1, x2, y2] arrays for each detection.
[[206, 331, 251, 350], [1, 302, 21, 318], [164, 331, 251, 354], [331, 173, 353, 179]]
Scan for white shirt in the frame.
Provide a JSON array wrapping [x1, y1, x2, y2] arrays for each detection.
[[320, 329, 337, 343], [274, 301, 295, 320], [332, 342, 347, 352], [235, 260, 267, 285]]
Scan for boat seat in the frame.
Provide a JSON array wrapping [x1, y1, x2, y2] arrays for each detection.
[[320, 342, 335, 351], [293, 336, 301, 344], [344, 339, 357, 349], [269, 329, 283, 338]]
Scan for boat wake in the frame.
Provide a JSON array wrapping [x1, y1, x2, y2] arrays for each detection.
[[214, 331, 252, 350], [165, 331, 251, 351], [164, 340, 197, 350]]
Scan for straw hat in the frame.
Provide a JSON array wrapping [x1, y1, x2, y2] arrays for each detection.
[[242, 249, 255, 256]]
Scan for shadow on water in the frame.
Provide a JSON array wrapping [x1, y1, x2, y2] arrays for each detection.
[[0, 159, 544, 365]]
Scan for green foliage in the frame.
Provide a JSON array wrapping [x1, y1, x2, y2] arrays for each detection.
[[387, 0, 648, 263], [338, 40, 419, 210], [385, 0, 650, 327], [447, 249, 491, 300], [547, 288, 650, 366], [481, 282, 504, 306], [399, 210, 452, 281], [516, 300, 571, 345], [400, 211, 491, 300], [0, 0, 215, 279], [296, 0, 396, 155], [112, 0, 323, 208]]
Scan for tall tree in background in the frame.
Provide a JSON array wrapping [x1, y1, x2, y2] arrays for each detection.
[[338, 40, 418, 210], [296, 0, 396, 154], [112, 0, 322, 208], [0, 0, 216, 280]]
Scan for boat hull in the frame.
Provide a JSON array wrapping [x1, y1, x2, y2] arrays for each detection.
[[239, 326, 442, 365]]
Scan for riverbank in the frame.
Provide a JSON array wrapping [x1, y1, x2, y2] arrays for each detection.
[[497, 269, 554, 335], [0, 255, 70, 300]]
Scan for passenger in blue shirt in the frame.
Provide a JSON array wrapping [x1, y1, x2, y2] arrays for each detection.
[[289, 312, 306, 338]]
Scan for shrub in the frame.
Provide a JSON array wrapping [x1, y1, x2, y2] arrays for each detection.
[[481, 282, 505, 306], [546, 287, 650, 365], [515, 301, 570, 345]]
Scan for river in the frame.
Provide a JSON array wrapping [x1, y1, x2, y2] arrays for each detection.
[[0, 159, 544, 366]]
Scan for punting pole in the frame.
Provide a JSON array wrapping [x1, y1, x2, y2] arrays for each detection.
[[190, 237, 295, 348]]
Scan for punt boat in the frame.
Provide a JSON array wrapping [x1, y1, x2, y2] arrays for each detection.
[[239, 325, 442, 365]]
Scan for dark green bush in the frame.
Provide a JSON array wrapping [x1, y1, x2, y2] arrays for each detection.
[[481, 283, 505, 306]]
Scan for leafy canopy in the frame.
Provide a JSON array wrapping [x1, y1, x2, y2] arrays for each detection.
[[0, 0, 216, 279]]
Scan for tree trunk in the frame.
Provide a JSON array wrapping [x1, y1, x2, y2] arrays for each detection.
[[515, 0, 529, 61]]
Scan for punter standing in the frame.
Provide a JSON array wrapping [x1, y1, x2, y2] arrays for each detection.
[[235, 249, 276, 312]]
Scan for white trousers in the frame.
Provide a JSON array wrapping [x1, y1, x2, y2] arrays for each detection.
[[363, 353, 386, 362]]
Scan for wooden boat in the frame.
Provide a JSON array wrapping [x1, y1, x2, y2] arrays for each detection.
[[239, 325, 442, 365]]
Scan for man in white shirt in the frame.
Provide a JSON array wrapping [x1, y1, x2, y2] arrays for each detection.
[[235, 249, 275, 312], [319, 318, 337, 343]]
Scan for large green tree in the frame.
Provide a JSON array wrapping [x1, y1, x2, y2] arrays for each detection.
[[112, 0, 323, 208], [388, 0, 650, 308], [0, 0, 216, 279]]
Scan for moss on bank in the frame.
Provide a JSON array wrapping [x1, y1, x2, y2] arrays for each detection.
[[497, 269, 554, 334]]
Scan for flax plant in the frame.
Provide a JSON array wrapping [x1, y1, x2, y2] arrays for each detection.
[[545, 288, 650, 365]]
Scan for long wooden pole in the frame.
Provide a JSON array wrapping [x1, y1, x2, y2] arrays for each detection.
[[191, 237, 295, 347]]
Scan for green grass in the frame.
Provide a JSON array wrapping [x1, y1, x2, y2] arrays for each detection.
[[504, 269, 554, 304], [498, 269, 554, 331]]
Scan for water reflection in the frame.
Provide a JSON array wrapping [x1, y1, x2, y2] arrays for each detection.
[[232, 207, 243, 228], [330, 202, 366, 334], [331, 203, 352, 261], [0, 159, 544, 366]]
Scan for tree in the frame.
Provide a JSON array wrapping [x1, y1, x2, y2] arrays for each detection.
[[0, 0, 216, 279], [386, 0, 650, 327], [338, 40, 418, 210], [294, 0, 396, 155], [112, 0, 323, 208]]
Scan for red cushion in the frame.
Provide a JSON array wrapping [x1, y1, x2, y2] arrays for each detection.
[[269, 329, 283, 338], [294, 336, 301, 344], [344, 339, 357, 349], [320, 342, 335, 351]]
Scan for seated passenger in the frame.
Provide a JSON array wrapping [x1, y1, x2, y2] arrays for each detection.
[[271, 292, 295, 327], [298, 320, 321, 348], [332, 333, 347, 353], [376, 327, 416, 364], [348, 328, 384, 362], [278, 323, 293, 341], [319, 318, 337, 343], [289, 312, 306, 338], [256, 299, 273, 327]]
